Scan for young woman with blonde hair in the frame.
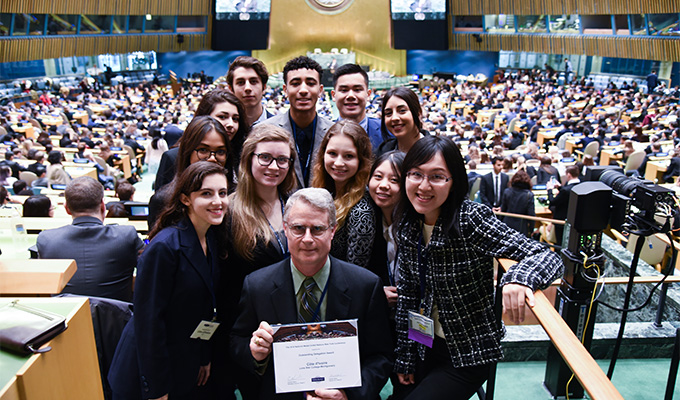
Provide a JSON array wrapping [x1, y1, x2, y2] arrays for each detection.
[[311, 119, 375, 269], [220, 123, 297, 399], [229, 123, 297, 265]]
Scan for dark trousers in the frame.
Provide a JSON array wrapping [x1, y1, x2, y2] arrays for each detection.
[[397, 337, 491, 400]]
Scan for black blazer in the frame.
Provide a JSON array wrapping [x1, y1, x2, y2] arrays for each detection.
[[549, 181, 578, 221], [108, 220, 219, 399], [218, 213, 289, 333], [164, 124, 184, 148], [366, 201, 391, 286], [663, 157, 680, 183], [215, 215, 290, 399], [479, 172, 509, 208], [230, 256, 393, 400], [536, 167, 560, 185], [154, 147, 179, 191], [501, 186, 535, 236]]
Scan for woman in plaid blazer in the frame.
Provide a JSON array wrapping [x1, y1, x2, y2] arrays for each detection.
[[393, 135, 564, 400]]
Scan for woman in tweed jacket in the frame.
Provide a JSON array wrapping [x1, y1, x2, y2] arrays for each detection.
[[394, 136, 564, 399]]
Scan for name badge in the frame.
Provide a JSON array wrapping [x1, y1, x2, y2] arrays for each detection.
[[407, 311, 434, 348], [190, 320, 220, 340]]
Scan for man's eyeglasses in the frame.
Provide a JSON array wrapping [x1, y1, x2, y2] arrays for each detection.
[[286, 224, 331, 237], [254, 153, 293, 169], [195, 148, 228, 161], [406, 171, 452, 185]]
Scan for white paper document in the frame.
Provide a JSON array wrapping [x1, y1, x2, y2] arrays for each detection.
[[272, 319, 362, 394]]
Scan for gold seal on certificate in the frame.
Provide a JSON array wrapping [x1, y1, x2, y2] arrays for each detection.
[[272, 319, 361, 394]]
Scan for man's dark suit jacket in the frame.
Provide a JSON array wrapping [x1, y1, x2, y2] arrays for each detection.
[[663, 157, 680, 183], [467, 171, 482, 195], [230, 256, 393, 400], [0, 159, 27, 179], [164, 124, 183, 148], [37, 216, 143, 302], [479, 172, 509, 208], [27, 161, 46, 177], [548, 181, 579, 243], [548, 181, 579, 221]]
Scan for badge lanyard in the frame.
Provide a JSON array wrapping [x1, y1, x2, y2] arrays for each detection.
[[309, 280, 329, 323], [290, 116, 316, 186], [267, 195, 288, 256], [416, 233, 428, 315]]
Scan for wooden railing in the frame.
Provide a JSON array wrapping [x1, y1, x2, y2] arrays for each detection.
[[498, 258, 624, 400], [493, 210, 565, 225]]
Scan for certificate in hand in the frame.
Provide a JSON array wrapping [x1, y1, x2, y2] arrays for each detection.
[[272, 319, 362, 394]]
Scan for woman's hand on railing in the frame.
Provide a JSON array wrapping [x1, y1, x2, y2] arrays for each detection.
[[502, 283, 535, 324]]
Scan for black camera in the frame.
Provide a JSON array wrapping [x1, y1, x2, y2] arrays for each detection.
[[598, 169, 676, 234]]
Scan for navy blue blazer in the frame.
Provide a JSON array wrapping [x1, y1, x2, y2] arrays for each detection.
[[230, 256, 393, 400], [164, 124, 183, 148], [108, 219, 219, 399], [366, 116, 388, 153]]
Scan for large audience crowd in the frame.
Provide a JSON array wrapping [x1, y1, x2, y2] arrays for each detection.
[[4, 55, 680, 400]]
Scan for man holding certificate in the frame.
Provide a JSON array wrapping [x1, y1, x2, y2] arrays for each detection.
[[230, 188, 393, 400]]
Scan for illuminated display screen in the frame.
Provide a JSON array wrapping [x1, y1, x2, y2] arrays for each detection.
[[391, 0, 446, 20], [215, 0, 271, 20]]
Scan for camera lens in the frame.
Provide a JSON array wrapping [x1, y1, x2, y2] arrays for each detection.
[[599, 169, 643, 197]]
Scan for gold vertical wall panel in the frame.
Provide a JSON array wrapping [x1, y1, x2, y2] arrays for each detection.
[[447, 0, 680, 15], [1, 0, 211, 15], [448, 33, 680, 62], [252, 0, 405, 76], [0, 33, 209, 62]]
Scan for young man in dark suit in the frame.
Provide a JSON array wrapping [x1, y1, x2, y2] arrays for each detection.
[[231, 188, 393, 400], [331, 63, 390, 152], [479, 156, 509, 211], [263, 56, 333, 188]]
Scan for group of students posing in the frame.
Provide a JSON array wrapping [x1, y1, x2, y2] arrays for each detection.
[[106, 63, 564, 400]]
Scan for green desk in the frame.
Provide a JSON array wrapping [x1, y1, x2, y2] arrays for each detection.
[[0, 297, 103, 400]]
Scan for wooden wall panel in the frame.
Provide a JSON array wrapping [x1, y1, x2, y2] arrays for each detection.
[[1, 0, 211, 15], [0, 34, 210, 63], [449, 0, 680, 15], [449, 33, 680, 62]]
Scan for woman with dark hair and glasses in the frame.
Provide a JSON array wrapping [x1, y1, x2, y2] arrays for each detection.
[[376, 86, 428, 157], [148, 116, 233, 231], [393, 135, 563, 400], [154, 89, 247, 190], [219, 123, 297, 399]]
